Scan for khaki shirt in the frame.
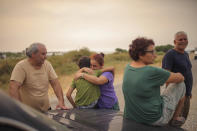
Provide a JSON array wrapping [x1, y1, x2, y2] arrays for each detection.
[[10, 59, 57, 112]]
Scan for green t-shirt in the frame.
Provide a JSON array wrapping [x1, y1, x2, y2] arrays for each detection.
[[122, 64, 170, 124], [71, 70, 102, 106]]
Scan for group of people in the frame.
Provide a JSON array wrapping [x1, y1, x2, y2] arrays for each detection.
[[9, 31, 193, 127], [9, 43, 119, 112], [123, 31, 192, 126], [66, 54, 119, 110]]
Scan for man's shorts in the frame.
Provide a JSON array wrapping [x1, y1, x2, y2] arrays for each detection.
[[152, 82, 186, 126]]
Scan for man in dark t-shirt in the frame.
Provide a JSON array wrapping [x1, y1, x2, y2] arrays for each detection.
[[162, 31, 193, 120]]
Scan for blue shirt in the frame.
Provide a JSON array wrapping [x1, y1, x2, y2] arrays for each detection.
[[162, 49, 193, 96]]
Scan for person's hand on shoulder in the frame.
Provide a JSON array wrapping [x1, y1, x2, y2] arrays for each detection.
[[82, 67, 93, 74], [166, 72, 184, 84], [74, 72, 83, 80]]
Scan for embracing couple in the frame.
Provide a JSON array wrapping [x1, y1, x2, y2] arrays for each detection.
[[66, 53, 119, 110]]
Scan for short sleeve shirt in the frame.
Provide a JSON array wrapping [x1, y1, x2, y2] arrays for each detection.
[[71, 70, 101, 106], [122, 64, 170, 124], [97, 72, 118, 109], [10, 59, 57, 112], [162, 49, 193, 96]]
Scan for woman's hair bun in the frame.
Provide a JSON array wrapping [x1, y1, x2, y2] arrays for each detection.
[[100, 52, 105, 58]]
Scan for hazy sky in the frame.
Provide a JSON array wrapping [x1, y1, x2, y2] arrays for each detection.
[[0, 0, 197, 52]]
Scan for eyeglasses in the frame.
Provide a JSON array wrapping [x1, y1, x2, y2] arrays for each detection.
[[144, 50, 156, 54]]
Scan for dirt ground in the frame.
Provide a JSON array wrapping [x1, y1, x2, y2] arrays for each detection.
[[182, 60, 197, 131]]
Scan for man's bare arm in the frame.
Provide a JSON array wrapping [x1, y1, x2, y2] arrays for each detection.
[[101, 66, 115, 76], [66, 87, 76, 108], [75, 73, 108, 85], [50, 78, 68, 109], [9, 80, 22, 101]]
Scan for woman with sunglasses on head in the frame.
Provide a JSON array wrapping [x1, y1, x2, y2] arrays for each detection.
[[122, 37, 186, 127], [75, 53, 119, 110]]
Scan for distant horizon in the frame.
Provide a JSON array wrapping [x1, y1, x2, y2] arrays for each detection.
[[0, 47, 118, 54], [0, 45, 196, 54]]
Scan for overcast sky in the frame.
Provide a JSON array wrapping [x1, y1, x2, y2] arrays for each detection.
[[0, 0, 197, 52]]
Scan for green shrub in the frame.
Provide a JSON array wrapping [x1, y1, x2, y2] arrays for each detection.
[[155, 44, 173, 52], [154, 55, 163, 64], [62, 48, 92, 63], [156, 51, 165, 55], [47, 47, 92, 75], [0, 58, 22, 91], [105, 52, 130, 63], [115, 48, 127, 53], [55, 63, 78, 75]]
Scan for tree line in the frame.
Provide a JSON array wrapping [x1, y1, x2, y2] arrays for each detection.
[[115, 44, 174, 53]]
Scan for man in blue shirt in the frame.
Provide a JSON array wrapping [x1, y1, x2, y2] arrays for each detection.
[[162, 31, 193, 121]]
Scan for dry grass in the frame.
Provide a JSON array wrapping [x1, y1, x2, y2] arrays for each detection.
[[48, 74, 75, 96]]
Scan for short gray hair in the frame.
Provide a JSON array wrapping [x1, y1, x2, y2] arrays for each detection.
[[174, 31, 187, 40], [26, 43, 45, 57]]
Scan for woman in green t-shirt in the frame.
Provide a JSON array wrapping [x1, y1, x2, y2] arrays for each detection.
[[122, 37, 186, 127]]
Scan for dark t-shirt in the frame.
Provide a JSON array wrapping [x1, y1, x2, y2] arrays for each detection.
[[162, 49, 193, 96]]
